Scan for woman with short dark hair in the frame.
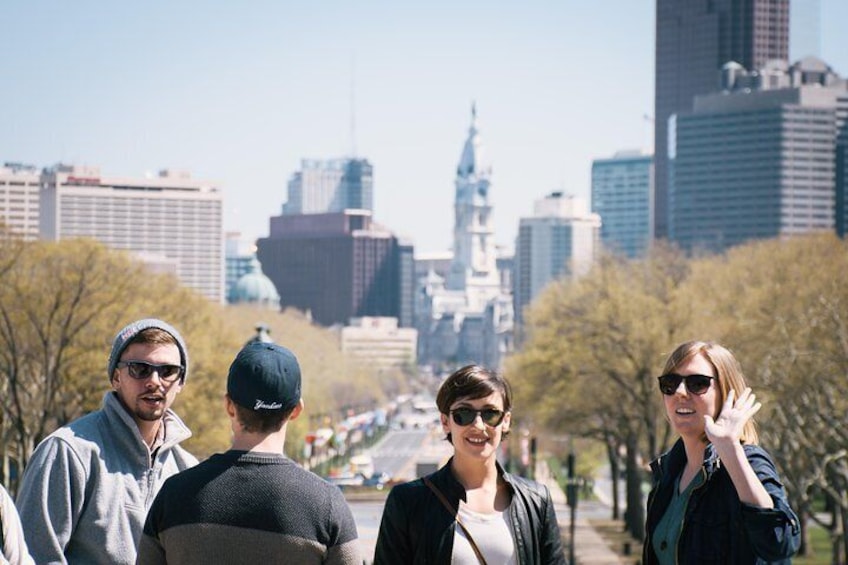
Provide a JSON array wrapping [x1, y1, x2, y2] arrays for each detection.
[[374, 365, 565, 564]]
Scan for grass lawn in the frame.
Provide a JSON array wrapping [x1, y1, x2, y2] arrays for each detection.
[[590, 519, 834, 564], [794, 524, 835, 565]]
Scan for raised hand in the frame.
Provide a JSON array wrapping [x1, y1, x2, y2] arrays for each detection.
[[704, 387, 761, 447]]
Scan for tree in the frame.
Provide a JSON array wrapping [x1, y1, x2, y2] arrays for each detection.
[[509, 243, 691, 538], [0, 239, 153, 490], [685, 234, 848, 560], [1, 239, 410, 495]]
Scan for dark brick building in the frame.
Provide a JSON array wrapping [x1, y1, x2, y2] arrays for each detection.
[[257, 210, 414, 327]]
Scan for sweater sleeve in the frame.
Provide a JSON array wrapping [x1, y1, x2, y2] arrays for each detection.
[[324, 486, 362, 565], [16, 437, 87, 565], [135, 492, 166, 565]]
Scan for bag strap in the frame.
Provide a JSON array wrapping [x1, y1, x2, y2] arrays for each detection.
[[422, 476, 488, 565]]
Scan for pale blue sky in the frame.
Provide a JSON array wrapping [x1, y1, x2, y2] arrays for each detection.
[[3, 1, 846, 253]]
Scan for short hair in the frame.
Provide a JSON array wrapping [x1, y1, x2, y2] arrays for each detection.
[[662, 340, 759, 445], [436, 364, 512, 443], [124, 327, 179, 349], [233, 401, 296, 434]]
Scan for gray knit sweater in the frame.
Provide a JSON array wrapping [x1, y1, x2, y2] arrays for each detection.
[[137, 450, 362, 565], [16, 392, 197, 564]]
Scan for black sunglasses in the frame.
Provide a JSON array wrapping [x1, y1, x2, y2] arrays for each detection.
[[117, 360, 184, 383], [657, 373, 715, 396], [450, 407, 506, 427]]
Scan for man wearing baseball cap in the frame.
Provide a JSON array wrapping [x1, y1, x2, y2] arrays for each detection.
[[137, 341, 362, 565], [17, 319, 198, 565]]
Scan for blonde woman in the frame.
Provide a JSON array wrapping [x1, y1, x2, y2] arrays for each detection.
[[643, 341, 800, 564]]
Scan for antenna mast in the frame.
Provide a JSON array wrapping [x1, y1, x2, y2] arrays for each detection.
[[350, 53, 357, 158]]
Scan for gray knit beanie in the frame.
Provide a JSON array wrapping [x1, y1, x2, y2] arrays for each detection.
[[107, 318, 189, 383]]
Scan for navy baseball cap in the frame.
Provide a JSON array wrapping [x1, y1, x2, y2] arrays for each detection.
[[227, 342, 302, 412]]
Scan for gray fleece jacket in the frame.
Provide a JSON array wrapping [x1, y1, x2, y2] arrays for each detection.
[[16, 392, 197, 565]]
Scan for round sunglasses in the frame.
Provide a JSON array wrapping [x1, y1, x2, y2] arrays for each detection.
[[657, 373, 715, 396], [449, 407, 506, 427]]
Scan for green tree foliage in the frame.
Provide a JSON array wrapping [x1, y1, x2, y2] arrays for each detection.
[[0, 239, 150, 479], [509, 243, 691, 537], [514, 234, 848, 557], [0, 240, 391, 495], [686, 234, 848, 560]]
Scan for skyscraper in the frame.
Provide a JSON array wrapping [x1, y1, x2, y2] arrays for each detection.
[[283, 158, 373, 215], [671, 57, 848, 253], [513, 193, 600, 330], [0, 162, 40, 241], [39, 164, 224, 302], [591, 150, 654, 258], [654, 0, 790, 239]]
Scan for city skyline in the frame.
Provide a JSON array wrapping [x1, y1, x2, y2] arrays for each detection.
[[2, 1, 846, 254]]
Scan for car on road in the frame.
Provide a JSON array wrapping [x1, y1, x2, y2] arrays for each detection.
[[362, 471, 390, 489]]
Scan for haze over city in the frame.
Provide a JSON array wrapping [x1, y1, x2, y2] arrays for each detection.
[[3, 0, 846, 253]]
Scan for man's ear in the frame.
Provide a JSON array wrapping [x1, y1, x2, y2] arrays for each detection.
[[288, 399, 305, 421], [224, 394, 237, 419]]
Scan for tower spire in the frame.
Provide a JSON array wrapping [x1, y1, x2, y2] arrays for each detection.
[[448, 103, 497, 291]]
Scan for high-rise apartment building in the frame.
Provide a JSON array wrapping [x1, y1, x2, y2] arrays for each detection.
[[283, 158, 373, 215], [40, 164, 224, 302], [671, 57, 848, 253], [654, 0, 790, 239], [513, 193, 600, 329], [591, 150, 654, 258], [256, 209, 414, 327], [839, 115, 848, 238], [0, 162, 41, 240]]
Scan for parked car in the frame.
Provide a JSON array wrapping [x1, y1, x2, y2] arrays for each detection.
[[362, 472, 390, 489]]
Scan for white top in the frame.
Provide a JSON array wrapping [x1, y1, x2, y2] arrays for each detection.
[[451, 502, 518, 565]]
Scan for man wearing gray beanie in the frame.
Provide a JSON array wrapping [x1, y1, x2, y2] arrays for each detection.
[[16, 318, 198, 565]]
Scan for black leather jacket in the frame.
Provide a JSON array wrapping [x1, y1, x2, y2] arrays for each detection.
[[643, 439, 800, 564], [374, 458, 566, 564]]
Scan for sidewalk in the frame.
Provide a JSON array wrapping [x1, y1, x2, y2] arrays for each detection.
[[536, 463, 626, 565]]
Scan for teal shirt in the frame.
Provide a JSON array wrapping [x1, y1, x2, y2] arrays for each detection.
[[651, 470, 705, 565]]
